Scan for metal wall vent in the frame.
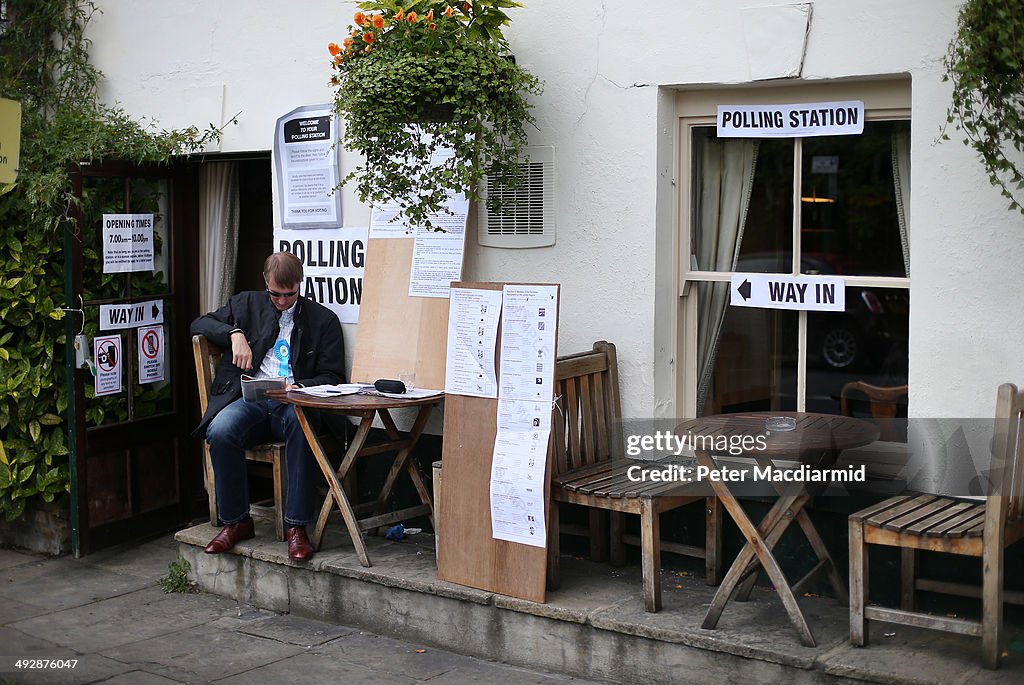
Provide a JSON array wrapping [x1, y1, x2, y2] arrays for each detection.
[[478, 146, 555, 248]]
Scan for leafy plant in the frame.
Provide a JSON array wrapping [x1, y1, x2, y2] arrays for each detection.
[[329, 1, 542, 230], [943, 0, 1024, 214], [0, 0, 224, 521], [159, 553, 197, 593]]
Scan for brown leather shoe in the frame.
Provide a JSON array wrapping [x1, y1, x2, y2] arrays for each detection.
[[204, 518, 255, 554], [287, 526, 314, 561]]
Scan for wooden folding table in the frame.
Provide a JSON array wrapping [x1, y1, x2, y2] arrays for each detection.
[[675, 412, 878, 646], [269, 390, 442, 567]]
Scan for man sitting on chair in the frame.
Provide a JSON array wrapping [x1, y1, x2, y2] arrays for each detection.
[[191, 251, 344, 561]]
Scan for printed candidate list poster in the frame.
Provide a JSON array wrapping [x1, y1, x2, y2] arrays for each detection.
[[274, 104, 342, 229]]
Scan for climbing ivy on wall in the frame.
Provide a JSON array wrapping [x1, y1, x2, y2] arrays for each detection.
[[0, 1, 222, 520], [944, 0, 1024, 215]]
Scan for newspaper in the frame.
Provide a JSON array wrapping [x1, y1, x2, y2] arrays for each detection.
[[241, 375, 286, 402]]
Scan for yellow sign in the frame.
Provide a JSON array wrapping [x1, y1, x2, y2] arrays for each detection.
[[0, 98, 23, 184]]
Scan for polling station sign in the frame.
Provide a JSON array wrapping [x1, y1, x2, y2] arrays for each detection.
[[274, 104, 342, 230], [730, 273, 845, 312], [102, 214, 155, 273], [717, 101, 864, 138]]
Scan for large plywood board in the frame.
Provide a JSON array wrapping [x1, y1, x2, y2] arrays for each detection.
[[351, 220, 468, 390], [436, 282, 558, 603]]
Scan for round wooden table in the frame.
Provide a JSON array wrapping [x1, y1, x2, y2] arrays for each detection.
[[673, 411, 879, 647], [267, 389, 443, 567]]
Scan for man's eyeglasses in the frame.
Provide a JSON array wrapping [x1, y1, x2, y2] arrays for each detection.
[[266, 287, 298, 298]]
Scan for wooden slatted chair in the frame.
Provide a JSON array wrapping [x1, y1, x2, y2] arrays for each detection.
[[849, 382, 1024, 668], [193, 334, 285, 541], [547, 341, 721, 612]]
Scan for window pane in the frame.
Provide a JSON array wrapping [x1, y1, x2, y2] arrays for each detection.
[[699, 283, 798, 416], [691, 128, 793, 272], [800, 121, 909, 277], [736, 137, 795, 272], [805, 285, 909, 415]]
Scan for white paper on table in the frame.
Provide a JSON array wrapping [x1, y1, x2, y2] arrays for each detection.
[[444, 287, 502, 398], [489, 423, 549, 548], [408, 197, 469, 299], [292, 383, 368, 397], [498, 284, 558, 402]]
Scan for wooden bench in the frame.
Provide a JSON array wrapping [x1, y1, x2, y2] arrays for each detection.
[[547, 341, 721, 612]]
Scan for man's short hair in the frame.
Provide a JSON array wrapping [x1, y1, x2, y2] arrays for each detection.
[[264, 252, 303, 286]]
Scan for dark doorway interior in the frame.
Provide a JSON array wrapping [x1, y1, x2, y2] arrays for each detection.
[[234, 157, 275, 292]]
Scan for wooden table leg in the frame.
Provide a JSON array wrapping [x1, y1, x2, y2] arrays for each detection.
[[373, 405, 434, 522], [298, 407, 372, 567], [734, 454, 848, 605], [695, 450, 817, 647]]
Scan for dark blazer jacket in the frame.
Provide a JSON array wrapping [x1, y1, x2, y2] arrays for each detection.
[[190, 291, 345, 438]]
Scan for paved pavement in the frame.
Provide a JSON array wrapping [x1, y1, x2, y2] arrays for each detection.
[[0, 536, 601, 685]]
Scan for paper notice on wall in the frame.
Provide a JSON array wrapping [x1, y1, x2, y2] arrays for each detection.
[[137, 326, 165, 384], [444, 287, 502, 398], [498, 285, 558, 402], [94, 334, 122, 397], [102, 214, 154, 273], [716, 100, 865, 138], [274, 227, 367, 324], [274, 104, 342, 229], [490, 414, 549, 548], [408, 197, 468, 298]]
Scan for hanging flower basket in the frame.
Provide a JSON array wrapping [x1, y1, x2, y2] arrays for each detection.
[[329, 1, 542, 230]]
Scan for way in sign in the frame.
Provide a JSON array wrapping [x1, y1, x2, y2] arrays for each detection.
[[767, 281, 836, 305], [730, 273, 846, 312], [98, 299, 164, 331]]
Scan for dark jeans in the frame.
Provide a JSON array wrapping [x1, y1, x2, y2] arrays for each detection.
[[206, 398, 320, 526]]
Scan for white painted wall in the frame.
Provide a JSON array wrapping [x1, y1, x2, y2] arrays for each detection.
[[87, 0, 1024, 419]]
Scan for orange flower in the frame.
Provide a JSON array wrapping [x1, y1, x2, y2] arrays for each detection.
[[407, 11, 418, 23], [463, 1, 471, 11], [363, 31, 376, 44], [395, 8, 404, 21], [330, 76, 340, 86], [426, 9, 434, 21], [364, 45, 373, 53], [372, 13, 384, 29], [428, 22, 436, 30], [351, 29, 359, 37], [444, 5, 454, 17], [343, 37, 354, 48], [353, 11, 365, 25], [334, 55, 344, 65], [328, 42, 341, 56]]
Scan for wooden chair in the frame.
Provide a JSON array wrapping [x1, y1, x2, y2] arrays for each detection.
[[192, 334, 286, 541], [849, 382, 1024, 669], [840, 381, 908, 442], [547, 341, 721, 612]]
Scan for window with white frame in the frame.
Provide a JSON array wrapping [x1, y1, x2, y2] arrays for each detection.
[[679, 86, 910, 420]]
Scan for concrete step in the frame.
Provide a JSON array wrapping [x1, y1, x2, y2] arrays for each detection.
[[177, 521, 1024, 684]]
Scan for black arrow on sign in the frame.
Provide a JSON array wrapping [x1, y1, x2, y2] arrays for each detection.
[[151, 302, 160, 319], [737, 279, 752, 301]]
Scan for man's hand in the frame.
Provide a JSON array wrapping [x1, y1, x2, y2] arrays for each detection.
[[230, 331, 253, 370]]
